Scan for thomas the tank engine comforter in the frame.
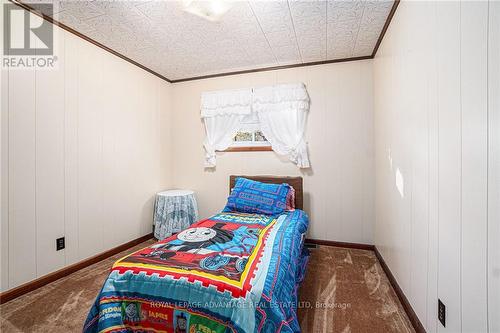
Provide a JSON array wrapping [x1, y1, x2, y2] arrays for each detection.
[[83, 177, 309, 333]]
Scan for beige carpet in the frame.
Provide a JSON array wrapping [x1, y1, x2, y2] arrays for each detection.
[[0, 242, 414, 333], [298, 245, 415, 333]]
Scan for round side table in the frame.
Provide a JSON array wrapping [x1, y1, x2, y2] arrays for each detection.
[[153, 189, 198, 240]]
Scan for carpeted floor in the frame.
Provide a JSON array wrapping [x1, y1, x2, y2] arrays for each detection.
[[0, 242, 414, 333], [298, 245, 414, 333]]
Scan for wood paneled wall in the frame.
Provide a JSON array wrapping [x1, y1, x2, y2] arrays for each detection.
[[171, 60, 375, 244], [0, 10, 172, 291], [374, 1, 498, 332], [488, 1, 500, 331]]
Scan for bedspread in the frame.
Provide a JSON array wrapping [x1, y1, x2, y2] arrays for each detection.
[[83, 209, 309, 333]]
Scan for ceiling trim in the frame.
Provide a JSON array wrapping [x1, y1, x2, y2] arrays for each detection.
[[170, 56, 373, 83], [10, 0, 173, 83], [11, 0, 400, 84], [371, 0, 400, 57]]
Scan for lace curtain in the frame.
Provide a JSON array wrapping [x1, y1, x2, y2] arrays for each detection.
[[253, 83, 310, 168], [201, 88, 252, 167], [201, 83, 310, 168]]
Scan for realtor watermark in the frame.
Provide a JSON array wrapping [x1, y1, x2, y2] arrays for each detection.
[[2, 3, 58, 69], [145, 300, 352, 310]]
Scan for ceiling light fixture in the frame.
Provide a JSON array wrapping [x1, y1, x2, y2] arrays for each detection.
[[182, 0, 234, 22]]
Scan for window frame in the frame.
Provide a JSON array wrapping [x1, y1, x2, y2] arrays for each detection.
[[222, 146, 273, 152], [219, 113, 272, 152]]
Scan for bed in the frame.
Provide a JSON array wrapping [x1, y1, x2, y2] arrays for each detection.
[[83, 176, 309, 333]]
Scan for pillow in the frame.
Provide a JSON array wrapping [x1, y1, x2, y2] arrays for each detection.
[[224, 177, 290, 216], [285, 186, 296, 211]]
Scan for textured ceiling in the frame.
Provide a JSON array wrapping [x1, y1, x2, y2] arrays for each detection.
[[29, 0, 394, 81]]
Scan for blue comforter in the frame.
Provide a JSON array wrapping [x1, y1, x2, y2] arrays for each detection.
[[83, 210, 309, 333]]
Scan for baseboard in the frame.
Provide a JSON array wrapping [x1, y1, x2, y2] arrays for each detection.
[[1, 235, 426, 333], [374, 246, 427, 333], [305, 238, 425, 333], [305, 238, 375, 251], [0, 233, 153, 305]]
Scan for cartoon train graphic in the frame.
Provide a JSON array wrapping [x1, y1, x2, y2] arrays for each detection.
[[141, 222, 261, 274]]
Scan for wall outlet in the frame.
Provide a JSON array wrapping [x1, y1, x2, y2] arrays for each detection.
[[438, 299, 446, 327], [56, 237, 65, 251]]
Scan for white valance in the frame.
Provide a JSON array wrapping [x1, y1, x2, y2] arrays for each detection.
[[201, 83, 310, 168], [201, 88, 252, 118], [253, 83, 310, 114]]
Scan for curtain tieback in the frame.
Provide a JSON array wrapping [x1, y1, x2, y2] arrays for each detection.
[[288, 139, 309, 168], [203, 142, 216, 167]]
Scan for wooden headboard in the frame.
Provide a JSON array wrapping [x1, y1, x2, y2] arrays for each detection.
[[229, 175, 303, 210]]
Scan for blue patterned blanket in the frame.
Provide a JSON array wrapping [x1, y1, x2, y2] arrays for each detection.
[[83, 210, 309, 333]]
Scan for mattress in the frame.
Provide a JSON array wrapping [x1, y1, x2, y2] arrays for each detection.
[[83, 209, 309, 333]]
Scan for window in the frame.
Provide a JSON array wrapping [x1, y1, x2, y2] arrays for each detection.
[[226, 113, 272, 152], [201, 83, 310, 167]]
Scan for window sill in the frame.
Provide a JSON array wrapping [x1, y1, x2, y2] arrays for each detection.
[[220, 146, 273, 152]]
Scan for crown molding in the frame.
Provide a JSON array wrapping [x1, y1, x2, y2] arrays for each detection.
[[371, 0, 400, 57], [171, 56, 373, 83], [10, 0, 399, 84], [9, 0, 172, 83]]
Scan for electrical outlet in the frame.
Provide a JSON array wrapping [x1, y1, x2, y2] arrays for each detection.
[[56, 237, 65, 251], [438, 299, 446, 327]]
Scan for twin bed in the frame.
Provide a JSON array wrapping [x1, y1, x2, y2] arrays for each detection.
[[83, 176, 310, 333]]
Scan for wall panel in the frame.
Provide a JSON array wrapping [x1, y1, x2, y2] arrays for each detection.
[[460, 1, 489, 331], [77, 41, 106, 259], [488, 1, 500, 331], [35, 29, 66, 277], [406, 0, 431, 322], [8, 66, 37, 287], [63, 33, 80, 266], [436, 2, 462, 332], [374, 1, 493, 332], [99, 48, 119, 249], [1, 9, 172, 291], [426, 2, 440, 331], [373, 2, 436, 326], [171, 60, 374, 244], [0, 0, 9, 292]]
